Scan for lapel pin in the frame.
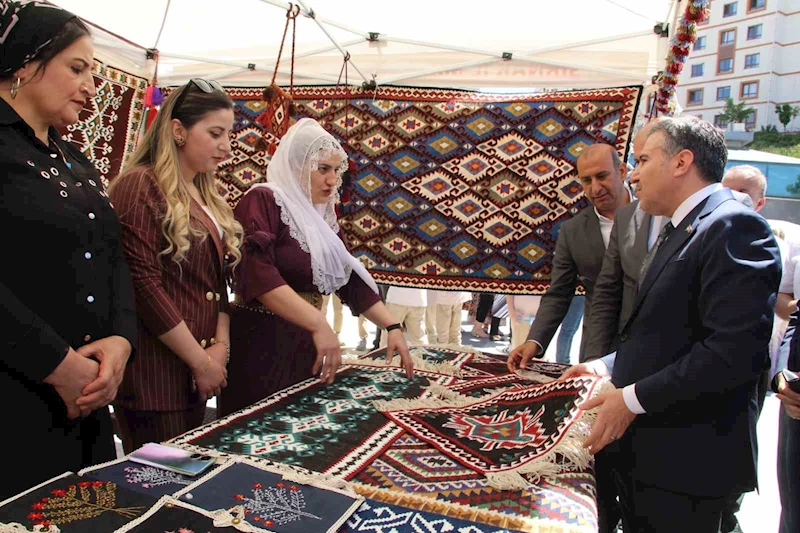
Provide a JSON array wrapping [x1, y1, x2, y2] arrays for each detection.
[[685, 225, 693, 234]]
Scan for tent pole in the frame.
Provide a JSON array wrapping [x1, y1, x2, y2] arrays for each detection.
[[253, 0, 369, 38], [294, 0, 371, 84], [157, 52, 252, 70], [380, 57, 502, 85]]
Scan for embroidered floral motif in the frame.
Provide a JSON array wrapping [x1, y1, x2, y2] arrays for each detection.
[[124, 467, 192, 489], [27, 481, 145, 527], [235, 482, 321, 526]]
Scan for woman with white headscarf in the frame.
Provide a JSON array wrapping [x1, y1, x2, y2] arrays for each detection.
[[221, 118, 414, 415]]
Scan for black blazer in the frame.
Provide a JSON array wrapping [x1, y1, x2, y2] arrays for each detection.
[[612, 188, 781, 498]]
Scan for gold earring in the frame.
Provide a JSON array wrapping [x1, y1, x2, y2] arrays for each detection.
[[10, 77, 21, 99], [175, 137, 186, 147]]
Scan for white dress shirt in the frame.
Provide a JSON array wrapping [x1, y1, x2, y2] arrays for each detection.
[[594, 187, 635, 248], [590, 182, 724, 414]]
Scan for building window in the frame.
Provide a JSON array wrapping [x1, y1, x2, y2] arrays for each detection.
[[741, 81, 758, 98], [745, 110, 756, 130], [744, 53, 760, 68], [747, 24, 763, 40], [691, 64, 704, 77], [718, 58, 734, 73], [748, 0, 765, 12], [694, 36, 707, 51], [723, 2, 738, 16], [714, 115, 729, 129], [688, 89, 704, 105], [721, 29, 736, 45], [716, 86, 731, 101]]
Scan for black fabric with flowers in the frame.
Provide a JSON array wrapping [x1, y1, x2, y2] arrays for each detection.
[[176, 462, 361, 532], [118, 500, 230, 533], [81, 459, 220, 498], [0, 97, 137, 500], [0, 473, 156, 531]]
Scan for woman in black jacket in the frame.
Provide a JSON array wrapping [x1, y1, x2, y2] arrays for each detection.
[[0, 2, 137, 499]]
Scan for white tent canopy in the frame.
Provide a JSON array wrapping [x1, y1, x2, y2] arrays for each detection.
[[54, 0, 679, 89]]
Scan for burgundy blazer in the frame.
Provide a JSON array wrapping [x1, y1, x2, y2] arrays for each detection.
[[110, 166, 229, 410]]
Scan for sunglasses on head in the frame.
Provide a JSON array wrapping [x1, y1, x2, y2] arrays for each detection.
[[171, 78, 225, 117]]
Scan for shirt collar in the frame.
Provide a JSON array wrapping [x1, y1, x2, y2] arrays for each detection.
[[671, 182, 723, 228], [594, 184, 635, 222], [0, 98, 24, 126]]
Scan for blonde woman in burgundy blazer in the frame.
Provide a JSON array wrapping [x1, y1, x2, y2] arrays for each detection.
[[109, 80, 242, 452]]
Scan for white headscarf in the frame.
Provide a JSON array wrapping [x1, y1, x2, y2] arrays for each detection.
[[248, 118, 378, 295]]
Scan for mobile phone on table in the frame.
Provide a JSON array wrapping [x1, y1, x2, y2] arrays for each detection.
[[128, 443, 216, 477]]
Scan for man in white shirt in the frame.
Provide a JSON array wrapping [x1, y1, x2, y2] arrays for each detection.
[[427, 290, 472, 345], [382, 287, 427, 346], [506, 143, 633, 368], [564, 116, 780, 532]]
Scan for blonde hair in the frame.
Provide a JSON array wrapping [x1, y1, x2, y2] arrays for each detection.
[[110, 84, 243, 267]]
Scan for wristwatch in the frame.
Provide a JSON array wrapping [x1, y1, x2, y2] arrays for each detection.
[[386, 323, 403, 333]]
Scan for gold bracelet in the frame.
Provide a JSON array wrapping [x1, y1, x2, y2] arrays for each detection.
[[211, 339, 231, 365]]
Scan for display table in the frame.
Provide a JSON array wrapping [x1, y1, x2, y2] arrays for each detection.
[[0, 347, 601, 533]]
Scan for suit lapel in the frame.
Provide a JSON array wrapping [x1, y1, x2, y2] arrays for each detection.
[[190, 200, 225, 273], [631, 207, 651, 265], [622, 188, 734, 331]]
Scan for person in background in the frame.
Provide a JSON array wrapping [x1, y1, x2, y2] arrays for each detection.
[[321, 294, 345, 346], [383, 286, 428, 346], [555, 296, 584, 364], [776, 305, 800, 533], [507, 295, 542, 351], [428, 290, 472, 345], [109, 79, 241, 452], [0, 2, 137, 498], [222, 119, 414, 416], [471, 293, 494, 338], [721, 165, 767, 213]]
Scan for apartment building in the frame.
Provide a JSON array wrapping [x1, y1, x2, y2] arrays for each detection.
[[675, 0, 800, 131]]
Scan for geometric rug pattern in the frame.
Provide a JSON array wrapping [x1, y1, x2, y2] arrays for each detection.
[[59, 60, 147, 189], [218, 85, 641, 294]]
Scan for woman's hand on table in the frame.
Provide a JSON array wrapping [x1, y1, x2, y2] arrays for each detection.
[[311, 320, 342, 384], [386, 329, 415, 379]]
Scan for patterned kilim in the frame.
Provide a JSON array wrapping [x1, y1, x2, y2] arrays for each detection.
[[59, 60, 147, 187], [342, 498, 519, 533], [218, 85, 641, 293], [353, 435, 598, 531], [170, 365, 456, 479], [383, 378, 603, 476]]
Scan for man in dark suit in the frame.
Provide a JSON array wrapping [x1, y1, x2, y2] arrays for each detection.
[[777, 306, 800, 533], [566, 116, 781, 532], [506, 143, 632, 368]]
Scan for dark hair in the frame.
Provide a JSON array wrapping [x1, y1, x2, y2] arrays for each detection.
[[648, 116, 727, 183], [1, 18, 91, 82], [171, 84, 233, 130]]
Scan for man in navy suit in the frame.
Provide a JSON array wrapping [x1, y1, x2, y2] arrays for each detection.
[[563, 116, 781, 532], [777, 305, 800, 533]]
